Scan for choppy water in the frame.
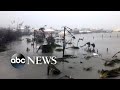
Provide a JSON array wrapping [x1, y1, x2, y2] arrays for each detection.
[[0, 32, 120, 79]]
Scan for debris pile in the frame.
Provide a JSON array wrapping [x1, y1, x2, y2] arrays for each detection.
[[99, 67, 120, 79], [104, 58, 120, 67]]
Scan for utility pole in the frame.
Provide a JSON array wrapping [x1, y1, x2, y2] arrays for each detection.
[[33, 30, 35, 48], [63, 27, 66, 58]]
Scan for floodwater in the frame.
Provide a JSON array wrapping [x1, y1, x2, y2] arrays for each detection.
[[0, 32, 120, 79]]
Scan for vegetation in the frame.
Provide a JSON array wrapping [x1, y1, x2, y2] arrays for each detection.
[[0, 28, 22, 52]]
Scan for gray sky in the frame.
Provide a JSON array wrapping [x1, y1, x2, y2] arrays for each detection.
[[0, 11, 120, 30]]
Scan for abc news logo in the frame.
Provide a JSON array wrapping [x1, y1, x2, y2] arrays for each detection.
[[10, 53, 57, 68], [11, 54, 26, 64]]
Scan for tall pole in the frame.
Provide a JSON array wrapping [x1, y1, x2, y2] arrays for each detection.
[[63, 27, 66, 58], [33, 30, 35, 48]]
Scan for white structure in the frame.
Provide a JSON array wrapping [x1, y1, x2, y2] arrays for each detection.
[[113, 28, 120, 32]]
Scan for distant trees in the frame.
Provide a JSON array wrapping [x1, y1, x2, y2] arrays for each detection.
[[23, 25, 31, 35], [0, 28, 22, 46]]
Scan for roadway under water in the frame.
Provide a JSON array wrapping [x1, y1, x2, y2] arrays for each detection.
[[0, 32, 120, 79]]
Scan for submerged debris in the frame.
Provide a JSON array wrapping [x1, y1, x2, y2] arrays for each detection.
[[26, 38, 31, 43], [80, 61, 83, 63], [104, 58, 120, 67], [26, 47, 30, 52], [67, 42, 72, 44], [55, 48, 63, 52], [47, 64, 61, 75], [112, 51, 120, 58], [52, 43, 62, 48], [70, 46, 79, 49], [68, 66, 74, 69], [59, 75, 74, 79], [64, 55, 77, 59], [83, 67, 92, 71], [42, 45, 53, 53], [84, 55, 93, 60], [56, 58, 69, 63], [99, 67, 120, 79]]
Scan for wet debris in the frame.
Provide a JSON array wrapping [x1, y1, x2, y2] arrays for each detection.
[[112, 51, 120, 58], [56, 58, 69, 63], [67, 42, 72, 44], [64, 55, 77, 59], [42, 45, 53, 53], [55, 48, 63, 52], [54, 44, 62, 47], [47, 64, 61, 75], [17, 38, 23, 41], [26, 47, 30, 52], [83, 67, 92, 71], [68, 66, 74, 69], [70, 46, 79, 49], [73, 62, 76, 64], [99, 67, 120, 79], [52, 69, 61, 75], [51, 43, 62, 48], [84, 53, 99, 60], [84, 56, 93, 60], [26, 38, 31, 43], [104, 58, 120, 67], [59, 75, 74, 79], [80, 61, 83, 63], [31, 43, 34, 46]]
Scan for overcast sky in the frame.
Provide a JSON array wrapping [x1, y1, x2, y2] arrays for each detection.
[[0, 11, 120, 30]]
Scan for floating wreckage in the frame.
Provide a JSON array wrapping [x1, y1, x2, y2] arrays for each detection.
[[103, 51, 120, 67], [64, 55, 77, 59], [81, 42, 96, 53], [84, 55, 93, 60], [47, 64, 61, 75], [104, 58, 120, 67], [70, 46, 79, 49], [68, 38, 84, 49], [26, 38, 31, 43], [83, 67, 92, 71], [26, 47, 30, 52], [99, 67, 120, 79], [41, 45, 53, 53], [68, 66, 74, 69], [83, 53, 99, 60]]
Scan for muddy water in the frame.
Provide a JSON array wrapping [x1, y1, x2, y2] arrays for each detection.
[[0, 32, 120, 79]]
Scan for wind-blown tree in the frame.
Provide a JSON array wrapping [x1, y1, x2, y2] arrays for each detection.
[[24, 25, 31, 35]]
